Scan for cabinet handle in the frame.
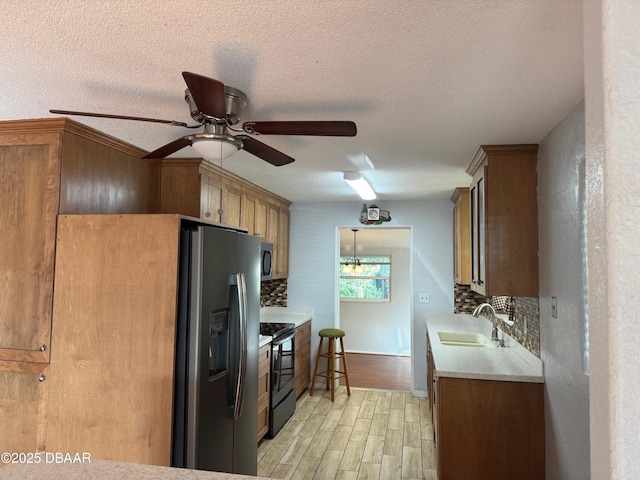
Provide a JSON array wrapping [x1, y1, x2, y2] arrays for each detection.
[[39, 345, 46, 352], [38, 375, 46, 382]]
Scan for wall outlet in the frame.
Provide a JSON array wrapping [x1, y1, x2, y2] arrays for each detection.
[[551, 297, 558, 318], [419, 293, 430, 303]]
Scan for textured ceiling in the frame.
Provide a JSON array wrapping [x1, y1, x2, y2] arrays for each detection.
[[1, 1, 583, 203]]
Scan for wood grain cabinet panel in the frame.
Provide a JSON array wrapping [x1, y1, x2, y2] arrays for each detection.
[[159, 159, 290, 277], [45, 215, 182, 465], [257, 344, 271, 442], [436, 377, 544, 480], [0, 362, 49, 453], [467, 144, 539, 297], [0, 118, 155, 364], [294, 321, 311, 398], [451, 187, 471, 285]]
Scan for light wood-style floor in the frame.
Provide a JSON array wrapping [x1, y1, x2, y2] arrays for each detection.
[[257, 387, 436, 480], [339, 353, 412, 392]]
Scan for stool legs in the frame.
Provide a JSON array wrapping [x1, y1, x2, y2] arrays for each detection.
[[310, 336, 324, 397], [310, 335, 351, 402], [339, 337, 350, 396], [328, 338, 335, 400]]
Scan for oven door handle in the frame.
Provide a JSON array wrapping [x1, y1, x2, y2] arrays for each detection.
[[272, 331, 296, 346]]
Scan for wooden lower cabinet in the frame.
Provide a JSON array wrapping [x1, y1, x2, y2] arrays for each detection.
[[257, 343, 271, 442], [435, 376, 544, 480], [294, 321, 311, 398]]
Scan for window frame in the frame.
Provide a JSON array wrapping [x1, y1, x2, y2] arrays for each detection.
[[339, 254, 392, 303]]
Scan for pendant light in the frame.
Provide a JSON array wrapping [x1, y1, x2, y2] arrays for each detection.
[[342, 229, 364, 274]]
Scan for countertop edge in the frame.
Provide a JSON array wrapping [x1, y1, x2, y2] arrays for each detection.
[[427, 312, 544, 383]]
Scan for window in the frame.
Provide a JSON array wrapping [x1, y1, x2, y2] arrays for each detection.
[[339, 255, 391, 301]]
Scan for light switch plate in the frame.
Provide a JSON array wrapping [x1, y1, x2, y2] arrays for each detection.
[[419, 293, 430, 303], [551, 297, 557, 318]]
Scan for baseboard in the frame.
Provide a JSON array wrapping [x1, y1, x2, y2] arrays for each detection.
[[345, 350, 411, 358]]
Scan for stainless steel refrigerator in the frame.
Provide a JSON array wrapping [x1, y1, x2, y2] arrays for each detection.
[[172, 223, 260, 475]]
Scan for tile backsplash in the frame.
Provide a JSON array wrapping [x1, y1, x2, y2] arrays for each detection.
[[260, 278, 288, 307], [454, 283, 541, 358]]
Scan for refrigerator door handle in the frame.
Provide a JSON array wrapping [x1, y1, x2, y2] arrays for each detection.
[[233, 272, 248, 420]]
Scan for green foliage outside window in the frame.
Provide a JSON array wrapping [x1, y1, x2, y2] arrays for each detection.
[[339, 256, 391, 301]]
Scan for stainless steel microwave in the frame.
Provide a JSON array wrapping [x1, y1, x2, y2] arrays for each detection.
[[261, 242, 273, 281]]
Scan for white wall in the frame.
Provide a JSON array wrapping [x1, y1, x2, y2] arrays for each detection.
[[538, 101, 590, 480], [340, 241, 411, 356], [288, 200, 453, 393], [584, 1, 640, 477]]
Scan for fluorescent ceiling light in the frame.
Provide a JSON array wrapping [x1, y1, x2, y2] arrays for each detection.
[[344, 171, 376, 200]]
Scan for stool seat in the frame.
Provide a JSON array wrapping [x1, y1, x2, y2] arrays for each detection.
[[318, 328, 345, 339], [311, 329, 350, 402]]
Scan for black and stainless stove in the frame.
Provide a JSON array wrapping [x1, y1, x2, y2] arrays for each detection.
[[260, 322, 295, 339], [259, 322, 296, 438]]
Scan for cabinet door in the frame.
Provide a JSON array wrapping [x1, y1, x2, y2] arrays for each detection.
[[243, 195, 257, 235], [221, 178, 243, 227], [201, 173, 222, 222], [0, 362, 49, 453], [257, 344, 270, 442], [277, 208, 290, 278], [0, 136, 60, 362], [470, 168, 486, 296], [452, 188, 471, 285], [255, 200, 268, 242], [267, 203, 280, 276], [294, 322, 311, 397]]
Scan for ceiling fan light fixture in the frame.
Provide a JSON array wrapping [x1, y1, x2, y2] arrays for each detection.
[[344, 171, 376, 200], [191, 136, 242, 161]]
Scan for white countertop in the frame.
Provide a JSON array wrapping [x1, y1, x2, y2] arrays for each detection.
[[260, 307, 312, 327], [0, 460, 273, 480], [258, 335, 271, 348], [427, 312, 544, 383]]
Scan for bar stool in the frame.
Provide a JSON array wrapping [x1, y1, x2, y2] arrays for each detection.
[[310, 328, 350, 402]]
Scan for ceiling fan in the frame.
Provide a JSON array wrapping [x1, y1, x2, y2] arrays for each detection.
[[50, 72, 357, 166]]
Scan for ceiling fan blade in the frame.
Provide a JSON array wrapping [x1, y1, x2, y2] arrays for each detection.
[[182, 72, 227, 119], [238, 136, 295, 166], [244, 121, 357, 137], [49, 109, 189, 127], [142, 136, 193, 159]]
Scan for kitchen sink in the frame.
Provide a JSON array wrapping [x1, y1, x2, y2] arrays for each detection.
[[437, 331, 494, 348]]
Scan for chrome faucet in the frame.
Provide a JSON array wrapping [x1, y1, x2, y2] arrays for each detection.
[[472, 303, 502, 344]]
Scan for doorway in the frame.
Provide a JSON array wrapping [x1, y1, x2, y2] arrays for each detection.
[[336, 227, 412, 391]]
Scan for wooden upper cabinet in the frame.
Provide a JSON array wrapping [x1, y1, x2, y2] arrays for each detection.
[[467, 145, 539, 297], [243, 190, 269, 241], [160, 158, 291, 277], [277, 207, 290, 279], [201, 171, 223, 222], [451, 187, 471, 285], [220, 178, 243, 227], [0, 118, 156, 363]]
